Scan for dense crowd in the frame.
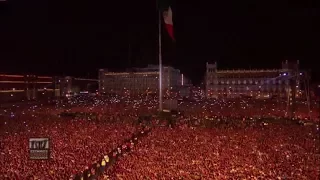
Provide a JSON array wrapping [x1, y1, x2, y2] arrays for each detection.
[[0, 95, 319, 179], [114, 122, 319, 179], [0, 98, 140, 179]]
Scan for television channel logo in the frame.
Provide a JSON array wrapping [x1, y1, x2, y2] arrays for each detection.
[[29, 138, 50, 160]]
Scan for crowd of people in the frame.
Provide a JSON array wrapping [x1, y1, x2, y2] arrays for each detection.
[[0, 94, 319, 179], [0, 97, 140, 179], [113, 121, 319, 179]]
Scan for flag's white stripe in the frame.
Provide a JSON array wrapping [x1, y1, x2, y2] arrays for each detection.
[[163, 7, 173, 25]]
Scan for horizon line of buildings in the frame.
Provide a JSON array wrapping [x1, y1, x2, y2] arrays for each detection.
[[0, 74, 98, 103], [1, 61, 316, 103]]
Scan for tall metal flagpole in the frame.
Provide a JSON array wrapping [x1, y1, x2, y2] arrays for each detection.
[[158, 8, 163, 111]]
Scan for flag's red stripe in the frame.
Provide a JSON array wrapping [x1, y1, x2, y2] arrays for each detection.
[[165, 24, 174, 40]]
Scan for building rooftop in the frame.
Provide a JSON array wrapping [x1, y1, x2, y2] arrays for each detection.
[[216, 69, 281, 73]]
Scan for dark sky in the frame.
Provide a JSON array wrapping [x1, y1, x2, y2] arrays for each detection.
[[0, 0, 319, 84]]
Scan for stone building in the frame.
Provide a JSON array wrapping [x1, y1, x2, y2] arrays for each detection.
[[99, 65, 182, 95], [58, 76, 98, 97], [0, 74, 57, 102], [205, 60, 305, 99]]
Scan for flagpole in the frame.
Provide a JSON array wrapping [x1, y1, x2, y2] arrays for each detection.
[[158, 7, 163, 111]]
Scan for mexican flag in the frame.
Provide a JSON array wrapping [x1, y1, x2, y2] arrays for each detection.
[[160, 0, 174, 40]]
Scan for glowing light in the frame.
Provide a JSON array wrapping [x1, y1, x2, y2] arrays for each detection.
[[104, 72, 159, 76], [0, 81, 24, 83], [0, 74, 24, 78], [181, 74, 184, 86], [0, 90, 24, 93], [38, 89, 54, 92], [74, 78, 98, 81], [36, 82, 52, 84], [38, 76, 52, 79]]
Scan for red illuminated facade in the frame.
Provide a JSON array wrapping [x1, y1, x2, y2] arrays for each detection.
[[0, 74, 57, 102]]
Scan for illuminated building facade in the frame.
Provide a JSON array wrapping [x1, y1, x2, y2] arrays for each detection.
[[58, 76, 98, 97], [99, 65, 182, 95], [205, 60, 306, 99], [0, 74, 57, 102]]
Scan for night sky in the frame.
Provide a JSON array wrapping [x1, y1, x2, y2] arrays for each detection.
[[0, 1, 319, 84]]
